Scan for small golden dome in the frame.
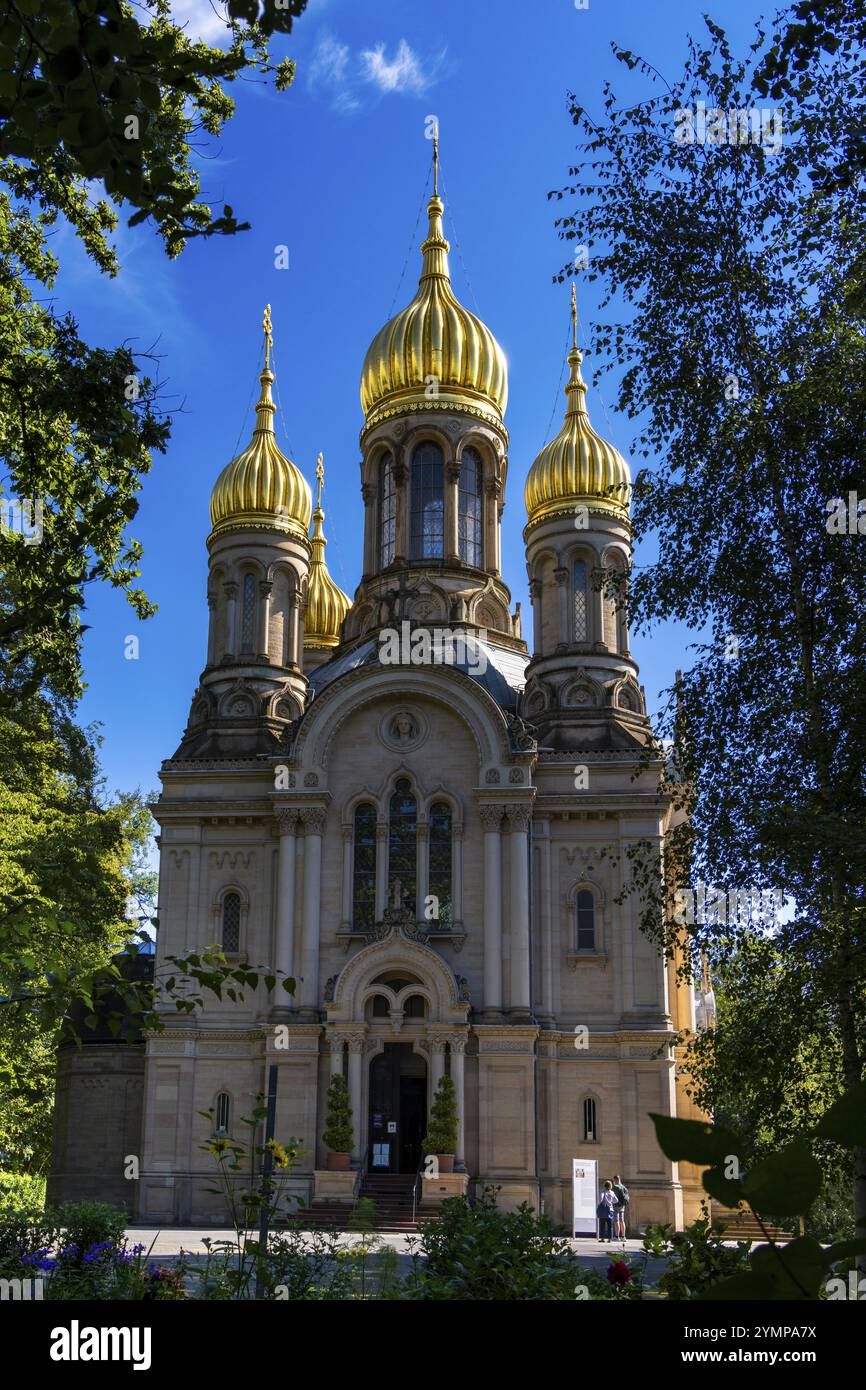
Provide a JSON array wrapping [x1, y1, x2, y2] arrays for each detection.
[[210, 307, 312, 541], [360, 184, 507, 429], [304, 454, 350, 650], [525, 311, 631, 527]]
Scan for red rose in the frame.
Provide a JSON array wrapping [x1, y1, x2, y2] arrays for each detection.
[[607, 1259, 632, 1285]]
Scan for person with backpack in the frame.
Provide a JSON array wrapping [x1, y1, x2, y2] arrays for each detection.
[[611, 1174, 630, 1238], [596, 1180, 618, 1241]]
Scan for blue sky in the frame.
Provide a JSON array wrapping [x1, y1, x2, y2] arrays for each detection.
[[61, 0, 768, 804]]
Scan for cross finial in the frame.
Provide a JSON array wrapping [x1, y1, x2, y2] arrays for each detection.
[[571, 282, 577, 351], [315, 451, 324, 509], [432, 123, 439, 196], [263, 303, 273, 369]]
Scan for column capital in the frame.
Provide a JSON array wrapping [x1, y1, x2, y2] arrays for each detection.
[[447, 1035, 468, 1054], [223, 580, 238, 597], [479, 803, 505, 831], [275, 808, 299, 836], [361, 482, 377, 505], [259, 579, 273, 597], [505, 803, 532, 832], [341, 822, 353, 843], [299, 807, 326, 835], [346, 1030, 367, 1053], [553, 567, 569, 586]]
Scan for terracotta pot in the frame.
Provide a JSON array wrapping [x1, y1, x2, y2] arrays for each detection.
[[436, 1154, 455, 1174], [326, 1151, 352, 1171]]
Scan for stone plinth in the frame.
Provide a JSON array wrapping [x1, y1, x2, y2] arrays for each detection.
[[313, 1169, 356, 1205]]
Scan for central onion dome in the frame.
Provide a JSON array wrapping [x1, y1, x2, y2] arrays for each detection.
[[525, 316, 631, 528], [305, 454, 350, 650], [210, 307, 312, 541], [360, 183, 508, 430]]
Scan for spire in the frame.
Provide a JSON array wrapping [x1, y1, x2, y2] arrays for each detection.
[[305, 450, 350, 649], [565, 285, 588, 420], [420, 129, 450, 284], [254, 303, 277, 435]]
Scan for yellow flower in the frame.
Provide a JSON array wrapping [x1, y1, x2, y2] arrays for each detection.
[[207, 1137, 230, 1159]]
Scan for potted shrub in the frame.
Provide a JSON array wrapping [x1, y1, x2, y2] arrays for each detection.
[[322, 1073, 354, 1170], [422, 1074, 459, 1174]]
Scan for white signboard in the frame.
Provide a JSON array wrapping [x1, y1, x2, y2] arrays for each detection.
[[572, 1157, 598, 1236]]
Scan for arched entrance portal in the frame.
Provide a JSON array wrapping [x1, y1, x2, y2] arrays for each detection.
[[369, 1043, 427, 1174]]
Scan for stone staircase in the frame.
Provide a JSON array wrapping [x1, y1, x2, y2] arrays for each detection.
[[297, 1173, 441, 1234], [711, 1204, 794, 1243]]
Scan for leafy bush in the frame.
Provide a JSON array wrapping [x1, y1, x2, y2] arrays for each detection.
[[642, 1218, 752, 1299], [0, 1170, 45, 1217], [406, 1189, 581, 1300], [43, 1201, 128, 1257], [422, 1075, 458, 1155], [322, 1074, 354, 1154]]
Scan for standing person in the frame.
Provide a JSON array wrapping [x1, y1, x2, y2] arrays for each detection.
[[596, 1180, 617, 1241], [611, 1173, 630, 1239]]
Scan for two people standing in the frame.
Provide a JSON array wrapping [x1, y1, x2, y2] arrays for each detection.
[[596, 1173, 630, 1241]]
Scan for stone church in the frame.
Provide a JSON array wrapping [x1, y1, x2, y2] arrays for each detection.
[[49, 160, 705, 1230]]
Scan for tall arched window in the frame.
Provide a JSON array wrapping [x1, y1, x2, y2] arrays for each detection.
[[428, 801, 453, 928], [215, 1092, 231, 1135], [573, 559, 588, 641], [603, 557, 624, 652], [458, 447, 483, 567], [582, 1096, 598, 1143], [222, 892, 241, 953], [388, 778, 417, 915], [353, 802, 377, 931], [576, 889, 596, 951], [380, 454, 396, 567], [410, 442, 444, 560], [240, 574, 257, 654]]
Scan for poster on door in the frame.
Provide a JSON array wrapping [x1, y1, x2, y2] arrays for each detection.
[[572, 1157, 598, 1236]]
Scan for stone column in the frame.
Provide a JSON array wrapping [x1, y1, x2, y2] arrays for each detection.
[[224, 581, 238, 657], [539, 820, 554, 1023], [452, 821, 464, 931], [361, 481, 377, 578], [484, 479, 501, 575], [258, 580, 273, 660], [429, 1039, 447, 1096], [374, 819, 388, 920], [393, 453, 408, 564], [300, 808, 325, 1013], [480, 804, 504, 1016], [529, 577, 543, 657], [553, 567, 569, 648], [206, 591, 217, 665], [340, 823, 353, 930], [416, 821, 429, 924], [507, 804, 532, 1018], [274, 810, 298, 1007], [329, 1033, 346, 1078], [287, 591, 302, 668], [347, 1033, 365, 1161], [449, 1038, 467, 1167], [591, 565, 605, 648], [445, 457, 460, 562]]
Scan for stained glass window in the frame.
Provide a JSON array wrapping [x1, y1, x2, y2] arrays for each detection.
[[458, 447, 483, 567], [410, 443, 444, 560], [353, 803, 377, 931], [222, 892, 241, 953], [380, 454, 396, 567], [388, 778, 417, 915], [573, 559, 588, 641], [428, 801, 453, 929], [576, 889, 596, 951]]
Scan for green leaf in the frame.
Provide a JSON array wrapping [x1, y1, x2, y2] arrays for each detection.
[[741, 1140, 822, 1217], [813, 1082, 866, 1147], [649, 1114, 742, 1165]]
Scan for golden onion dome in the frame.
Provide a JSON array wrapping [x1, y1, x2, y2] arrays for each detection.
[[210, 306, 312, 541], [360, 152, 507, 429], [525, 294, 631, 527], [304, 454, 350, 650]]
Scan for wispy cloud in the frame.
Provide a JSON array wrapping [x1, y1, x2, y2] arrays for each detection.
[[307, 32, 444, 113], [169, 0, 230, 46], [360, 39, 437, 94]]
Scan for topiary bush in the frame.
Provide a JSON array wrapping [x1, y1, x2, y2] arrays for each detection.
[[422, 1074, 458, 1155], [322, 1074, 354, 1154]]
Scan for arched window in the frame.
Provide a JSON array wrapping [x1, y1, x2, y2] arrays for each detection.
[[603, 556, 625, 652], [353, 803, 377, 931], [388, 778, 417, 916], [410, 442, 444, 560], [380, 454, 396, 567], [576, 889, 596, 951], [240, 573, 257, 654], [404, 994, 427, 1018], [222, 892, 241, 953], [582, 1096, 598, 1143], [458, 447, 483, 567], [428, 801, 453, 929], [573, 559, 588, 641], [215, 1092, 231, 1135], [369, 994, 390, 1018]]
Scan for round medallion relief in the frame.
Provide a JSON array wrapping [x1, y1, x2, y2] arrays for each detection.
[[378, 707, 429, 753]]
